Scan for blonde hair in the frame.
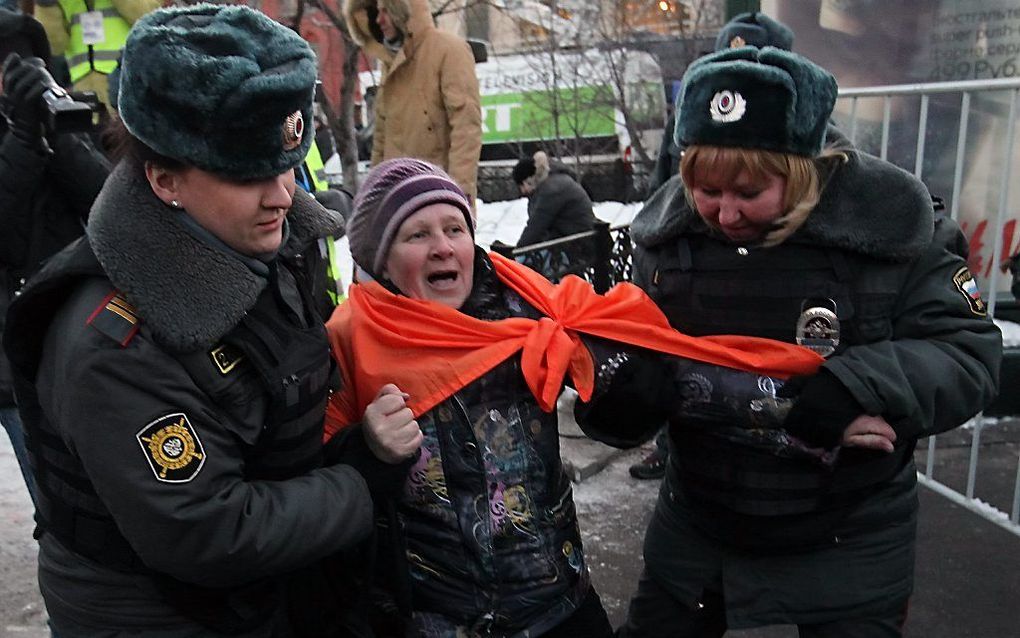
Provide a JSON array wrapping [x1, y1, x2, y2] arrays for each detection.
[[680, 145, 848, 246]]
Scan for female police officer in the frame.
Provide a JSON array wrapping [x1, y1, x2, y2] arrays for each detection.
[[3, 5, 408, 635], [618, 46, 1001, 636]]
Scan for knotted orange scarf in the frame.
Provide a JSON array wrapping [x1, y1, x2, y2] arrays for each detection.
[[324, 252, 822, 439]]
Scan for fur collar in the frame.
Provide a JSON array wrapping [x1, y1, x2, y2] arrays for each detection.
[[87, 162, 342, 353], [630, 149, 934, 261]]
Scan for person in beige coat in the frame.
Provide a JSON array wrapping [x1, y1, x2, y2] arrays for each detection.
[[344, 0, 481, 206]]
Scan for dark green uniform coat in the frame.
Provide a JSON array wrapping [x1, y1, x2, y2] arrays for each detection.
[[4, 163, 375, 636], [621, 146, 1001, 628]]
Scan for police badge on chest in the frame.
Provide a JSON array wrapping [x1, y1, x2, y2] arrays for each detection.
[[796, 299, 840, 358]]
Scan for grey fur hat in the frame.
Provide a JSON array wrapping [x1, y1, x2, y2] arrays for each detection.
[[117, 4, 317, 180], [675, 46, 836, 158]]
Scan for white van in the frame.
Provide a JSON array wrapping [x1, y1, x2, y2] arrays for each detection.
[[473, 47, 666, 165]]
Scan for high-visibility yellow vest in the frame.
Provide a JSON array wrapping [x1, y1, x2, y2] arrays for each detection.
[[317, 235, 345, 306], [304, 141, 330, 193], [58, 0, 130, 82]]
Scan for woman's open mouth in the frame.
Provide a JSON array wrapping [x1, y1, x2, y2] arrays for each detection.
[[426, 270, 459, 289]]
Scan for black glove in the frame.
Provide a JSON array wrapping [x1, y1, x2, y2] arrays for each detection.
[[2, 53, 49, 150], [781, 370, 863, 449]]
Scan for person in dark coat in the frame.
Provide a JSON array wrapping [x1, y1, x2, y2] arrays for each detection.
[[510, 150, 598, 281], [325, 158, 824, 637], [513, 150, 597, 247], [606, 45, 1001, 637], [2, 6, 409, 635], [0, 8, 111, 506]]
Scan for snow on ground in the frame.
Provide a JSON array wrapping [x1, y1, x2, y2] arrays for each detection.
[[335, 198, 643, 294]]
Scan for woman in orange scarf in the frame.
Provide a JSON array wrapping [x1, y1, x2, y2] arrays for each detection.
[[324, 158, 822, 637]]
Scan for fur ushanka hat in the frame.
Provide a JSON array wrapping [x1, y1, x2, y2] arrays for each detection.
[[117, 4, 317, 180], [674, 46, 837, 158]]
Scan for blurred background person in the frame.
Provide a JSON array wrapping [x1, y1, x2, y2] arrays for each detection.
[[509, 150, 598, 280], [342, 0, 481, 208], [513, 150, 597, 247], [34, 0, 161, 108]]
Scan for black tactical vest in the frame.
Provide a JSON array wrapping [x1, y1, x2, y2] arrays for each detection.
[[645, 234, 914, 522]]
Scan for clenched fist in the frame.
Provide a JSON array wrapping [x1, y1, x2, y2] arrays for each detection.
[[362, 383, 423, 464]]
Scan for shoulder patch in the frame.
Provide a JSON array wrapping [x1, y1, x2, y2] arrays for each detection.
[[952, 266, 987, 316], [136, 413, 206, 483], [87, 291, 140, 346], [209, 343, 244, 375]]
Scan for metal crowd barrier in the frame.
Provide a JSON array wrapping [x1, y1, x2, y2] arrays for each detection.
[[489, 221, 633, 292], [505, 77, 1020, 536]]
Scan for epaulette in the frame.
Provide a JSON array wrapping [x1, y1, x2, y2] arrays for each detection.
[[86, 291, 141, 347]]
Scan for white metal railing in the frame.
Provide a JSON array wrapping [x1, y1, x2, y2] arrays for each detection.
[[839, 78, 1020, 537]]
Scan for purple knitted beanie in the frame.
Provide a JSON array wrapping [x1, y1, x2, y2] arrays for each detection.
[[348, 158, 474, 277]]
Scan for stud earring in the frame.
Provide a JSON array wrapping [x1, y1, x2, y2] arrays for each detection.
[[170, 200, 181, 208]]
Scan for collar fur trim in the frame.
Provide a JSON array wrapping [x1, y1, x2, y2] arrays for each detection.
[[87, 162, 342, 352]]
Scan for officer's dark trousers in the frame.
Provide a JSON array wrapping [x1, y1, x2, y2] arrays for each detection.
[[617, 568, 908, 638]]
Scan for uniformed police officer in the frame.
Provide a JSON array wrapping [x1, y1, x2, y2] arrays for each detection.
[[616, 47, 1002, 636], [3, 5, 411, 636]]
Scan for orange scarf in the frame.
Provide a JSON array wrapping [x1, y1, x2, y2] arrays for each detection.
[[324, 252, 822, 439]]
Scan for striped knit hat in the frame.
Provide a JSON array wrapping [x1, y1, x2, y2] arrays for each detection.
[[348, 158, 474, 278]]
